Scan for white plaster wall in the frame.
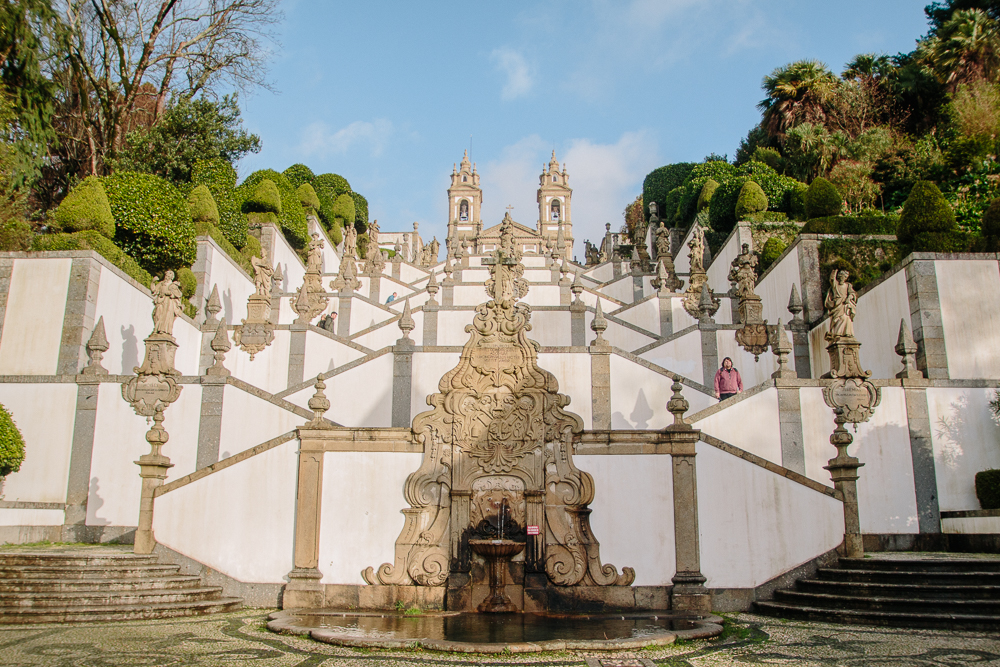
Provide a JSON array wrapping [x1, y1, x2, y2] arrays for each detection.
[[706, 228, 747, 293], [585, 263, 614, 283], [387, 290, 428, 310], [599, 276, 635, 304], [461, 269, 490, 284], [317, 452, 422, 584], [937, 259, 1000, 379], [522, 269, 551, 282], [379, 278, 416, 302], [698, 442, 844, 588], [537, 352, 592, 428], [0, 509, 64, 526], [576, 455, 675, 585], [800, 387, 835, 485], [219, 386, 301, 459], [93, 265, 152, 375], [638, 331, 704, 384], [437, 311, 476, 346], [927, 387, 1000, 512], [612, 299, 660, 336], [609, 355, 713, 430], [302, 332, 367, 379], [411, 351, 461, 418], [523, 285, 562, 306], [200, 241, 254, 327], [528, 311, 571, 347], [602, 319, 656, 352], [229, 329, 291, 394], [89, 383, 152, 526], [349, 299, 395, 335], [694, 388, 782, 464], [574, 290, 621, 314], [0, 383, 76, 502], [671, 298, 698, 331], [0, 258, 71, 374], [172, 318, 202, 376], [398, 263, 427, 283], [326, 353, 394, 427], [351, 315, 416, 351], [271, 232, 305, 304], [716, 330, 793, 389], [452, 286, 485, 307], [943, 516, 1000, 533], [673, 224, 699, 275], [162, 384, 202, 482], [153, 439, 297, 582], [755, 246, 802, 329]]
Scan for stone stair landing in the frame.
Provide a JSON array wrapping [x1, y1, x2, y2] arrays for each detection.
[[0, 545, 241, 623]]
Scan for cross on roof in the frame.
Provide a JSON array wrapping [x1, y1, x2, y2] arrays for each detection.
[[506, 205, 514, 213]]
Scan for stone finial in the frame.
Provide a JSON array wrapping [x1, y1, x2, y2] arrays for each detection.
[[698, 283, 716, 323], [666, 377, 692, 431], [570, 270, 584, 304], [305, 377, 333, 429], [205, 285, 222, 325], [425, 270, 439, 302], [206, 321, 231, 377], [590, 300, 609, 347], [272, 264, 284, 293], [393, 241, 403, 263], [82, 316, 110, 376], [145, 403, 170, 458], [652, 258, 667, 291], [398, 298, 415, 339], [771, 319, 795, 379], [787, 283, 803, 321], [895, 318, 920, 379]]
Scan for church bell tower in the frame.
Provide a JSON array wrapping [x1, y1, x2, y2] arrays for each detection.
[[537, 151, 573, 260], [447, 150, 482, 250]]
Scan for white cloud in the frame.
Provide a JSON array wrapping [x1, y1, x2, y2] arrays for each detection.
[[297, 119, 393, 158], [480, 135, 548, 227], [490, 47, 534, 100]]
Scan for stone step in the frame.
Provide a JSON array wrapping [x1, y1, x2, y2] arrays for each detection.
[[0, 564, 182, 580], [754, 599, 1000, 631], [0, 575, 203, 593], [774, 589, 1000, 614], [798, 578, 1000, 600], [0, 586, 227, 608], [817, 567, 1000, 586], [0, 553, 159, 568], [0, 597, 243, 624], [839, 557, 1000, 573]]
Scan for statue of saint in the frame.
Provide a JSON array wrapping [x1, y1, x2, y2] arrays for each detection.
[[344, 224, 358, 259], [306, 233, 324, 274], [655, 221, 671, 258], [688, 225, 705, 274], [150, 270, 183, 336], [369, 219, 380, 248], [429, 237, 440, 263], [728, 243, 758, 299], [825, 270, 857, 338], [251, 247, 274, 297]]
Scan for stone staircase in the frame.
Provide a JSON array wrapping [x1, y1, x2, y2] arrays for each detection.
[[755, 553, 1000, 630], [0, 546, 242, 623]]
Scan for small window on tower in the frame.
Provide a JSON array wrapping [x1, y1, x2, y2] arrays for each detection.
[[463, 176, 468, 182], [551, 199, 560, 221], [552, 175, 557, 182], [459, 200, 469, 221]]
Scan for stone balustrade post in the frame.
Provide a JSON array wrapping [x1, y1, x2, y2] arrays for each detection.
[[824, 408, 865, 558], [134, 405, 173, 555]]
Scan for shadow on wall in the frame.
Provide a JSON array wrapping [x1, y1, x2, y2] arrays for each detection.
[[88, 477, 110, 526], [223, 288, 233, 324], [934, 390, 1000, 471], [120, 325, 138, 373], [856, 421, 920, 533], [611, 388, 654, 429]]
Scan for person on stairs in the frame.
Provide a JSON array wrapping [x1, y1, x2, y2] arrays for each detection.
[[714, 357, 743, 402]]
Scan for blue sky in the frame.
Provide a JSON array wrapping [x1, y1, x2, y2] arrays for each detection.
[[238, 0, 931, 255]]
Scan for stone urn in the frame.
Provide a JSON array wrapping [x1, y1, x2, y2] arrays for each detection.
[[469, 539, 525, 613]]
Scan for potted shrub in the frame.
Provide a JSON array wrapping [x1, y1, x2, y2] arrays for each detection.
[[979, 392, 1000, 510], [0, 404, 25, 498]]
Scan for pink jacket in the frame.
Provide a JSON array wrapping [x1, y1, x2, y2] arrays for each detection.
[[714, 367, 743, 396]]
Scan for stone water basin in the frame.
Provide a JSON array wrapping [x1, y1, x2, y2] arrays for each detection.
[[268, 609, 724, 653]]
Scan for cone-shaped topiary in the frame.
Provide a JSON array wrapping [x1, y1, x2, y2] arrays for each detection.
[[52, 176, 115, 238], [188, 185, 220, 225], [244, 179, 282, 215], [786, 182, 808, 219], [735, 181, 768, 220], [697, 179, 719, 212], [897, 180, 958, 251], [759, 236, 787, 272], [176, 267, 197, 299], [191, 158, 246, 250], [805, 177, 843, 219], [297, 183, 320, 215], [332, 193, 355, 229], [283, 163, 315, 189], [0, 402, 25, 478]]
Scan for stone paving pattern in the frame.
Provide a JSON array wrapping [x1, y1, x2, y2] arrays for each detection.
[[1, 610, 999, 666]]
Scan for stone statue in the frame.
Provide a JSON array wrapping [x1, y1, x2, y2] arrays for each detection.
[[584, 240, 600, 265], [150, 270, 183, 336], [344, 224, 358, 259], [688, 225, 705, 274], [825, 270, 857, 338], [251, 247, 274, 298], [369, 219, 380, 248], [654, 221, 671, 258], [430, 237, 440, 262], [728, 243, 758, 299], [306, 233, 324, 274]]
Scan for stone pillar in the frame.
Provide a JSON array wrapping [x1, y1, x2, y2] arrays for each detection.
[[824, 409, 864, 558], [589, 304, 612, 429], [632, 273, 644, 303], [570, 304, 586, 347], [62, 377, 100, 541], [337, 291, 353, 338], [0, 258, 14, 342], [134, 406, 173, 554], [199, 287, 223, 373], [196, 378, 226, 469], [442, 277, 455, 307], [657, 293, 673, 337], [287, 324, 307, 388], [796, 237, 823, 324], [423, 302, 439, 346], [699, 324, 718, 389], [57, 258, 101, 375], [392, 339, 414, 428], [776, 384, 806, 474], [368, 274, 381, 304], [286, 427, 327, 608], [905, 259, 949, 379], [903, 383, 941, 533]]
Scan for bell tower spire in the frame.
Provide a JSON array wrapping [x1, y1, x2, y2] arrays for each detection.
[[537, 150, 573, 260], [447, 150, 483, 252]]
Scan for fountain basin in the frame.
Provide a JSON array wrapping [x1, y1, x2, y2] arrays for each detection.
[[268, 609, 724, 653], [468, 538, 525, 559]]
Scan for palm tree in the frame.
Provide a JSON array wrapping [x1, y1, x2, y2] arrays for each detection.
[[758, 60, 838, 140], [842, 53, 894, 85], [922, 9, 1000, 91]]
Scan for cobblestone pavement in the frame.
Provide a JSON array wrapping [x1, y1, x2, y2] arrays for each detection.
[[1, 610, 998, 666]]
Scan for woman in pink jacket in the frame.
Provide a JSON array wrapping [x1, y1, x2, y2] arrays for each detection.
[[714, 357, 743, 401]]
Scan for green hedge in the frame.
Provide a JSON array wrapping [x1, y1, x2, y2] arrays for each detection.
[[759, 236, 787, 273], [51, 176, 115, 238], [32, 230, 153, 287], [313, 173, 351, 232], [176, 267, 197, 299], [642, 163, 696, 223], [102, 171, 196, 276], [976, 469, 1000, 510], [313, 173, 351, 197], [0, 402, 25, 478], [675, 162, 737, 226], [708, 162, 802, 235], [283, 163, 315, 189], [897, 181, 957, 252], [297, 183, 320, 214], [744, 211, 789, 223], [801, 213, 899, 235], [239, 169, 309, 248], [805, 177, 844, 219], [785, 182, 808, 220], [244, 179, 282, 214], [191, 158, 247, 250], [188, 185, 220, 225], [697, 179, 718, 212], [350, 192, 369, 232], [735, 181, 768, 219]]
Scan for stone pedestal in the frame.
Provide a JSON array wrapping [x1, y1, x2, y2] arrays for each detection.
[[824, 410, 865, 558], [233, 293, 274, 360], [134, 406, 173, 555]]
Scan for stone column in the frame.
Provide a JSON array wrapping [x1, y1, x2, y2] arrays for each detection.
[[657, 293, 673, 337], [285, 442, 325, 608], [632, 273, 644, 303], [57, 258, 101, 375], [905, 258, 949, 379], [776, 384, 806, 474], [796, 237, 823, 324], [824, 409, 865, 558], [903, 382, 941, 533], [286, 324, 307, 388], [134, 406, 173, 554], [196, 377, 226, 469], [699, 308, 718, 389], [589, 303, 612, 429], [337, 291, 353, 338], [368, 273, 381, 303], [62, 377, 100, 542], [392, 306, 415, 428], [570, 302, 586, 347], [787, 284, 812, 378]]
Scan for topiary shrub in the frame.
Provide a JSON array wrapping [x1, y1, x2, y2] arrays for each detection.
[[735, 181, 768, 220], [642, 163, 697, 222], [188, 185, 220, 226], [242, 234, 262, 262], [194, 220, 254, 275], [332, 193, 356, 231], [759, 236, 787, 273], [191, 158, 247, 250], [786, 182, 809, 220], [313, 173, 351, 197], [805, 177, 843, 219], [103, 171, 197, 275], [697, 179, 719, 212], [752, 146, 783, 172], [239, 169, 309, 248], [51, 176, 115, 238], [31, 230, 152, 287], [176, 267, 197, 300], [975, 469, 1000, 510], [978, 198, 1000, 251], [745, 211, 789, 223], [297, 183, 320, 215], [801, 213, 899, 235], [897, 180, 958, 252], [283, 163, 315, 189], [350, 192, 369, 232], [244, 178, 281, 214], [0, 402, 25, 478]]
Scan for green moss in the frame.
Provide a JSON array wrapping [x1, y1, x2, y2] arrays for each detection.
[[244, 179, 282, 214], [191, 158, 246, 250], [188, 185, 220, 225], [805, 177, 843, 219], [31, 231, 153, 287], [976, 469, 1000, 510], [897, 181, 957, 252], [176, 267, 197, 299], [51, 176, 115, 238], [103, 171, 197, 275], [0, 403, 25, 478], [297, 183, 320, 214], [735, 181, 768, 220], [282, 163, 315, 189], [697, 179, 719, 211]]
